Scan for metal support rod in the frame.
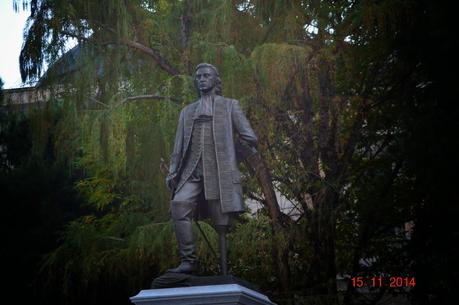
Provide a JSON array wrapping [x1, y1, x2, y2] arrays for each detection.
[[218, 229, 228, 275]]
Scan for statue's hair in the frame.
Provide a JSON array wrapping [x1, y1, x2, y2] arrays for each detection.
[[194, 63, 222, 96]]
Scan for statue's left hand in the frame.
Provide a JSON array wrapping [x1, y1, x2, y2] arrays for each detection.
[[166, 172, 178, 191], [235, 138, 258, 163]]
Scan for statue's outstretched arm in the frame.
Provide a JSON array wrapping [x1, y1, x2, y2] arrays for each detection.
[[231, 99, 258, 148]]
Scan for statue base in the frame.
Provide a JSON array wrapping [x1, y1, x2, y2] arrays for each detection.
[[130, 283, 277, 305]]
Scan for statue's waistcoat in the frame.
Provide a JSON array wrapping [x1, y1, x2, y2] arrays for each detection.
[[176, 115, 219, 199]]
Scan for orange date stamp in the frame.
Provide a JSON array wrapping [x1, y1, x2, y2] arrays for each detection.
[[351, 276, 416, 288]]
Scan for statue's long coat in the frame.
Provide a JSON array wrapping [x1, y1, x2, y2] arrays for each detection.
[[168, 95, 258, 213]]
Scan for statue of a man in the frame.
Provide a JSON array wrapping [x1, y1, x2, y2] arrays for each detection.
[[166, 63, 258, 275]]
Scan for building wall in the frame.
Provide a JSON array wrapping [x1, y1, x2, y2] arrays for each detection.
[[1, 86, 49, 112]]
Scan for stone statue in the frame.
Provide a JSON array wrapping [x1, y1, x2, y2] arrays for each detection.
[[165, 63, 258, 275]]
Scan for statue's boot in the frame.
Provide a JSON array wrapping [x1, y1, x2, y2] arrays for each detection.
[[168, 200, 198, 274]]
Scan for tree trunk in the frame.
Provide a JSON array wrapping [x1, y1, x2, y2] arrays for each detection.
[[306, 187, 338, 295], [302, 57, 340, 296], [246, 152, 291, 292]]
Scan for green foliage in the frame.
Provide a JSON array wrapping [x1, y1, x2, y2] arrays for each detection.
[[37, 213, 167, 301], [229, 215, 274, 284], [0, 107, 85, 305], [251, 43, 311, 99]]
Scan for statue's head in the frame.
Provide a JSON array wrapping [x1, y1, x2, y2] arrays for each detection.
[[194, 63, 222, 96]]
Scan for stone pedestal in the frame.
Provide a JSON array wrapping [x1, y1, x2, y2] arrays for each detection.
[[130, 284, 277, 305]]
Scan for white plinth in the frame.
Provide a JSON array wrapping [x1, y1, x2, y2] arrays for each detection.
[[130, 284, 277, 305]]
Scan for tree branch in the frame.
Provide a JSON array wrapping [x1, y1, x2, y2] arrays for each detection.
[[86, 94, 180, 111], [63, 27, 180, 76], [116, 94, 180, 107], [123, 40, 179, 76], [246, 152, 288, 229], [89, 96, 109, 108]]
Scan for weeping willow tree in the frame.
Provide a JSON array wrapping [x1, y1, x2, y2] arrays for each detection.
[[10, 0, 447, 304]]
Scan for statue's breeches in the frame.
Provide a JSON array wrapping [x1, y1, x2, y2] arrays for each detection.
[[172, 181, 231, 226]]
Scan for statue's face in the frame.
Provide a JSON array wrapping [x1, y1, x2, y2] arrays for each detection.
[[195, 67, 216, 93]]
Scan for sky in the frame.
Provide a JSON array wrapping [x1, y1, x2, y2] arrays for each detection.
[[0, 0, 30, 89]]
